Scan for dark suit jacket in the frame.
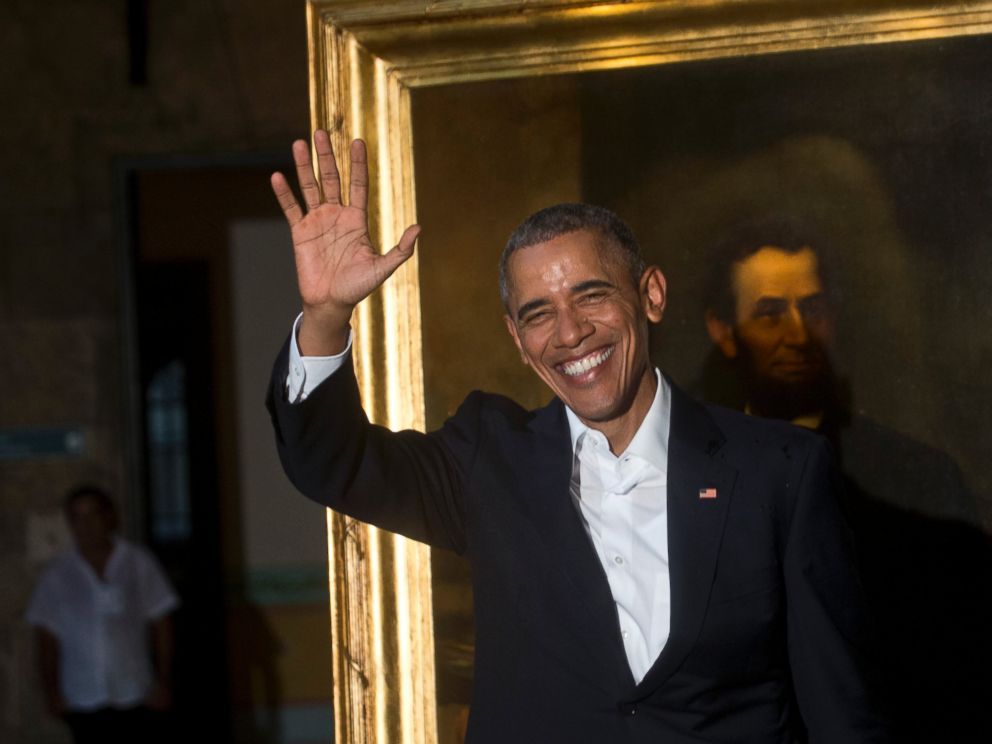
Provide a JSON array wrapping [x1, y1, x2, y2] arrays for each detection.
[[823, 413, 992, 743], [267, 348, 888, 743]]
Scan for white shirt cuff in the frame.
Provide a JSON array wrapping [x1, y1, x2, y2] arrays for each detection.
[[286, 313, 353, 402]]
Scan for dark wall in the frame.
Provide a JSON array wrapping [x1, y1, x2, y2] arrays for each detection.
[[1, 2, 308, 741]]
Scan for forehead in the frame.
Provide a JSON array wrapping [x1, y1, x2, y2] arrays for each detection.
[[505, 230, 626, 301], [732, 246, 822, 303]]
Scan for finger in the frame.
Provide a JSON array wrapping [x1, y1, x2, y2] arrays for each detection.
[[270, 172, 304, 227], [293, 138, 322, 211], [314, 129, 341, 206], [374, 225, 420, 279], [350, 139, 369, 211], [396, 224, 421, 255]]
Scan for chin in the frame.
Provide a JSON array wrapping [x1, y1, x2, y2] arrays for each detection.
[[566, 392, 631, 424], [558, 394, 607, 419]]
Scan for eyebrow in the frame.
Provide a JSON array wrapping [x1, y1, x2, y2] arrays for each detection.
[[514, 279, 617, 322], [573, 279, 616, 294], [754, 296, 788, 308], [515, 298, 549, 322]]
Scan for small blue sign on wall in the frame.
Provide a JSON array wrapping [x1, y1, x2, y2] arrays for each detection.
[[0, 428, 86, 460]]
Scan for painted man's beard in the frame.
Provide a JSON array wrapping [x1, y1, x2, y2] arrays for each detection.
[[735, 340, 835, 422]]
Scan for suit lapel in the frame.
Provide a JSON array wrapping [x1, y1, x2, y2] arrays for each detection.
[[511, 386, 739, 694], [514, 400, 634, 687], [637, 383, 737, 693]]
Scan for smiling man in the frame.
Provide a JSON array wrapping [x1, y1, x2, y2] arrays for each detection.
[[501, 219, 666, 453], [266, 132, 889, 743]]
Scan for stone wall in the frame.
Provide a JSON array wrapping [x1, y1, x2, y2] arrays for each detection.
[[0, 2, 308, 742]]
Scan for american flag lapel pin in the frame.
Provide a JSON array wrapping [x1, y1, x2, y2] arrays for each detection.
[[698, 487, 718, 499]]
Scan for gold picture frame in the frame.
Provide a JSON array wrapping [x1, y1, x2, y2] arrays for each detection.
[[305, 2, 992, 742]]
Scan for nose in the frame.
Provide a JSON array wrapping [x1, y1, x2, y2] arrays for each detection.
[[554, 306, 594, 348], [782, 305, 810, 346]]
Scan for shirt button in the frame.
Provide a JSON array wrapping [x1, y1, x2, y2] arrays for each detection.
[[621, 629, 629, 639], [614, 555, 624, 565]]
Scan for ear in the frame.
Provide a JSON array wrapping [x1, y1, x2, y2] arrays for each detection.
[[503, 314, 530, 366], [705, 310, 738, 359], [639, 266, 667, 324]]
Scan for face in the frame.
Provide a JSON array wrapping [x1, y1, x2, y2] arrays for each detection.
[[709, 246, 833, 390], [67, 495, 116, 551], [503, 230, 666, 443]]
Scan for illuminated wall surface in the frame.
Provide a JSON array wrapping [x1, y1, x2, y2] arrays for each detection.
[[229, 220, 334, 744]]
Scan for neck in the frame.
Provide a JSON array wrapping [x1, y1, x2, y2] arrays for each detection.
[[79, 539, 114, 568], [588, 368, 658, 455]]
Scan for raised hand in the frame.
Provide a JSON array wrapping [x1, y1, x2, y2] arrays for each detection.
[[271, 130, 420, 355]]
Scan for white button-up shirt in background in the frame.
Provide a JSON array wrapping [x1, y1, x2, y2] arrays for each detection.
[[26, 538, 179, 711], [565, 370, 672, 684]]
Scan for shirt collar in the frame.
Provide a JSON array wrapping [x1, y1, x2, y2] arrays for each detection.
[[72, 536, 122, 575], [564, 369, 672, 473]]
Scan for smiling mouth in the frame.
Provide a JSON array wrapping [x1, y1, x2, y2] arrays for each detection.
[[558, 346, 614, 377]]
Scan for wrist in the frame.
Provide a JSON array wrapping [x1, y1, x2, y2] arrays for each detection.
[[299, 304, 353, 356]]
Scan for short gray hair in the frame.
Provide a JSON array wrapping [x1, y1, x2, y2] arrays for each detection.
[[498, 203, 645, 307]]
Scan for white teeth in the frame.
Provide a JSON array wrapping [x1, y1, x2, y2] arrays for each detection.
[[561, 346, 614, 376]]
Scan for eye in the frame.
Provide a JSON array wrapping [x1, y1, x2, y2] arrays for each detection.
[[752, 298, 787, 320], [578, 291, 607, 305], [522, 310, 552, 326]]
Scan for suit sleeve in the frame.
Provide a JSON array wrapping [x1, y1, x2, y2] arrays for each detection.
[[784, 436, 891, 743], [266, 337, 476, 554]]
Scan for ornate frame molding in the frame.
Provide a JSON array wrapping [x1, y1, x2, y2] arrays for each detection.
[[305, 2, 992, 742]]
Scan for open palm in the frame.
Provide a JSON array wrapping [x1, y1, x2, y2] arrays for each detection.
[[271, 131, 419, 332]]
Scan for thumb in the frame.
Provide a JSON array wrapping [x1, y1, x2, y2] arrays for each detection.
[[376, 224, 420, 277]]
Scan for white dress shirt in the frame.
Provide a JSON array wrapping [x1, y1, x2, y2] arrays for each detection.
[[26, 538, 179, 711], [286, 313, 352, 402], [564, 371, 672, 683], [287, 317, 673, 682]]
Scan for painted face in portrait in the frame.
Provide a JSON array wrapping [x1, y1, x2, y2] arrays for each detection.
[[503, 229, 666, 450], [707, 246, 835, 419]]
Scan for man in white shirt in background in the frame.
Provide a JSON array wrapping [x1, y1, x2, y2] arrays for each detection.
[[27, 485, 179, 744]]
